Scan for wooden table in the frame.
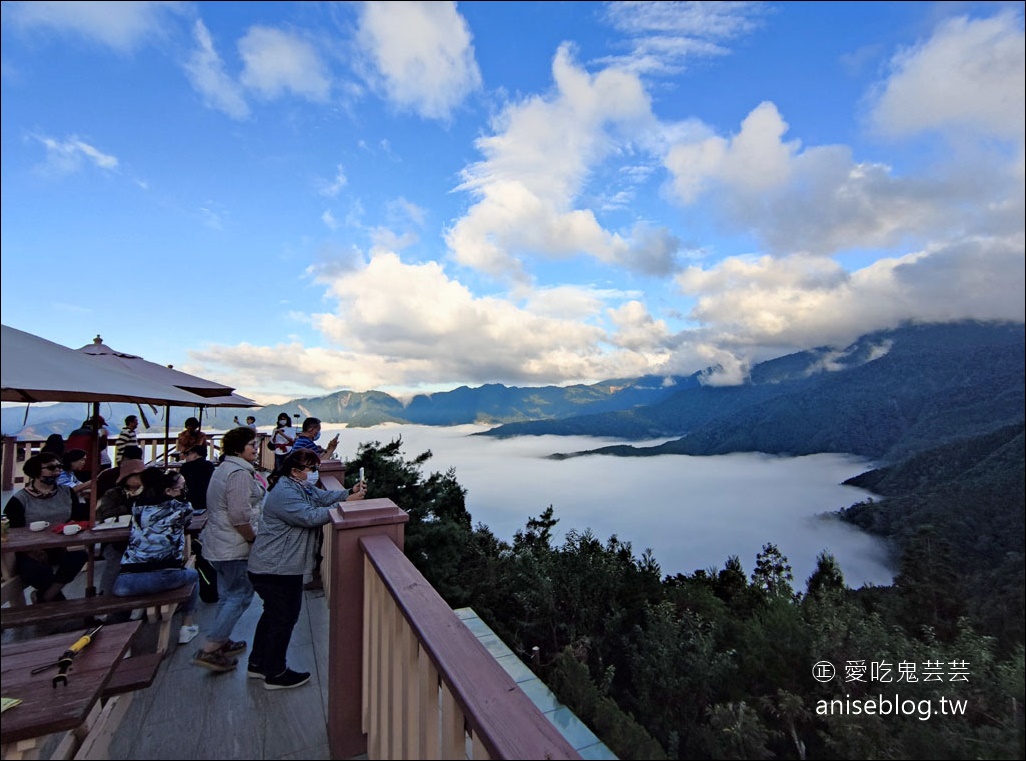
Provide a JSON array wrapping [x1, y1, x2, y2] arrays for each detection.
[[0, 621, 142, 758], [0, 514, 208, 605], [0, 514, 208, 579]]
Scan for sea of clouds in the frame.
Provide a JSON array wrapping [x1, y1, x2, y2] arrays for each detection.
[[327, 423, 895, 589]]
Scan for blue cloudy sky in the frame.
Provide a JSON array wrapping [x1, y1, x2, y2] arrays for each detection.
[[2, 1, 1023, 404]]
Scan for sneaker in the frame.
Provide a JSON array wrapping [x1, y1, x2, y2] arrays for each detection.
[[191, 649, 238, 673], [264, 668, 310, 691], [178, 624, 200, 644], [220, 639, 247, 656], [247, 664, 266, 680]]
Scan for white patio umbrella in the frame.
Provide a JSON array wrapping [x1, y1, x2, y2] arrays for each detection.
[[74, 335, 260, 463], [2, 324, 220, 594], [2, 325, 217, 407]]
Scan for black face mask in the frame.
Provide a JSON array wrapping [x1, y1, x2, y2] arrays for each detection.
[[177, 488, 190, 502], [38, 475, 58, 486]]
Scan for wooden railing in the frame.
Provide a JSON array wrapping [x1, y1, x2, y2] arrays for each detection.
[[1, 433, 275, 491], [319, 464, 580, 760]]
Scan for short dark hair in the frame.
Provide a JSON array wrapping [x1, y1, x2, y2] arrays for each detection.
[[62, 449, 88, 469], [125, 415, 138, 425], [221, 426, 256, 457], [186, 445, 208, 458], [122, 445, 144, 461], [184, 417, 200, 429], [301, 417, 321, 432]]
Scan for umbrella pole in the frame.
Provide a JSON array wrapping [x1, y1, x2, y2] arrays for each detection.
[[164, 405, 171, 465], [86, 402, 99, 596]]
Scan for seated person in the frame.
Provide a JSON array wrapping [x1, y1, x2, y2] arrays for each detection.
[[4, 453, 89, 603], [96, 460, 146, 599], [66, 415, 111, 481], [175, 417, 207, 460], [179, 445, 216, 513], [57, 448, 93, 498], [94, 444, 145, 501], [40, 433, 66, 456], [113, 468, 201, 645]]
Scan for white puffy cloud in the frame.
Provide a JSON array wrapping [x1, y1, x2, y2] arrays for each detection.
[[356, 1, 481, 120], [671, 233, 1026, 373], [447, 44, 679, 279], [194, 251, 678, 396], [238, 26, 331, 102], [3, 0, 186, 52], [869, 11, 1025, 140], [183, 19, 249, 120], [663, 97, 1023, 256]]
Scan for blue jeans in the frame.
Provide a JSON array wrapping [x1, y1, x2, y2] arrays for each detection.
[[207, 559, 254, 643], [112, 567, 198, 615]]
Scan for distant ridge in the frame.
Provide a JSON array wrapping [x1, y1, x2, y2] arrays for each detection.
[[5, 321, 1022, 467], [524, 320, 1024, 464]]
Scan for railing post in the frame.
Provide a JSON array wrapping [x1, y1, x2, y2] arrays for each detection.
[[325, 493, 408, 760], [1, 436, 17, 491]]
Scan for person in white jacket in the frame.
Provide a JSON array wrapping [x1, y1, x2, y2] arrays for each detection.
[[191, 427, 265, 672]]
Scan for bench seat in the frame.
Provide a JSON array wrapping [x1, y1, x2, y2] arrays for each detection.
[[0, 582, 195, 655]]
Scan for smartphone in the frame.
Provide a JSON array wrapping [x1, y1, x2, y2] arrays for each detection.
[[358, 467, 365, 483]]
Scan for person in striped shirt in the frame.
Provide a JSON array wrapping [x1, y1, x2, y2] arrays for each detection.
[[291, 418, 338, 460]]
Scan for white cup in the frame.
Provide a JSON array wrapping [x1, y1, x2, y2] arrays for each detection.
[[63, 524, 82, 536], [29, 520, 49, 532]]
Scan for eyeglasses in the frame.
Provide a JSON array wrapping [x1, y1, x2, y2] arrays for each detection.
[[304, 465, 319, 473], [41, 464, 62, 471]]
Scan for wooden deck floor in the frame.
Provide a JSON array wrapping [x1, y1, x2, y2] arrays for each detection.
[[4, 579, 347, 760]]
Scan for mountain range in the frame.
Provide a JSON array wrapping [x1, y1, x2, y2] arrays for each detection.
[[4, 321, 1023, 469]]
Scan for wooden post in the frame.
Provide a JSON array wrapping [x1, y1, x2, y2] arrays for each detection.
[[325, 495, 408, 760]]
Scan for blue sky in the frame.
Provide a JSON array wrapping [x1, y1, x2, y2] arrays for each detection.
[[2, 1, 1023, 405]]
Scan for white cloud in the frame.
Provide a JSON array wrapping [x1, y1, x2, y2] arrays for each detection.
[[3, 0, 186, 52], [32, 134, 118, 174], [183, 19, 250, 120], [320, 164, 347, 198], [321, 210, 338, 230], [670, 233, 1026, 378], [663, 98, 1024, 256], [238, 26, 331, 102], [447, 44, 679, 279], [356, 1, 481, 120], [869, 11, 1025, 140], [600, 0, 767, 75], [194, 251, 678, 396]]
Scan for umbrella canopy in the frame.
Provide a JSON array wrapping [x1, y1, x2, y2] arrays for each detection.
[[2, 325, 213, 406], [76, 335, 236, 399]]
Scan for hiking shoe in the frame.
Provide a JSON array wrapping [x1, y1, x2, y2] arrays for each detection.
[[264, 668, 310, 691], [191, 649, 238, 673], [178, 624, 200, 644], [219, 639, 247, 656]]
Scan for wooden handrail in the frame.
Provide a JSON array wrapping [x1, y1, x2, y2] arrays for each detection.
[[359, 533, 580, 760]]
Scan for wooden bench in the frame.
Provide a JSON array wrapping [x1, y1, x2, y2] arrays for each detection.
[[0, 582, 195, 656]]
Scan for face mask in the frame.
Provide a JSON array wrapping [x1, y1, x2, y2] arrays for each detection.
[[278, 420, 288, 427], [312, 432, 321, 441], [39, 475, 57, 486], [305, 471, 319, 486], [126, 486, 143, 497]]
